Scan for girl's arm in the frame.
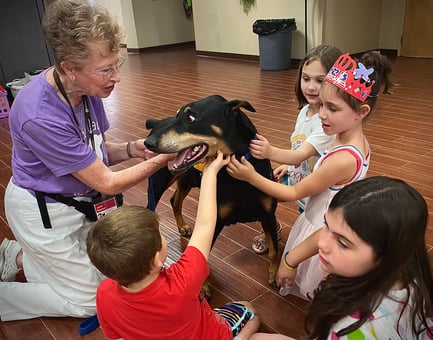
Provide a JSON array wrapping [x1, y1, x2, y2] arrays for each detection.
[[226, 150, 358, 202], [249, 133, 319, 165], [276, 228, 322, 288]]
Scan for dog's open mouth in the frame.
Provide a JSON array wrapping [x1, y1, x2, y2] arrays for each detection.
[[168, 144, 209, 173]]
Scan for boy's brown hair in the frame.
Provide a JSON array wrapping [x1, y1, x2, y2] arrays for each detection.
[[87, 206, 162, 287]]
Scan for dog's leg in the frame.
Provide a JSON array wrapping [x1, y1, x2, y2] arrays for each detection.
[[146, 167, 175, 210], [263, 215, 280, 287], [170, 171, 200, 237], [170, 187, 193, 237]]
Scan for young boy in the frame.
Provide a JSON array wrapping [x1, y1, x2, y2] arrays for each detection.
[[87, 151, 259, 340]]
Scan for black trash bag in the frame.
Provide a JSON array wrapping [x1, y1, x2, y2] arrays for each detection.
[[253, 19, 296, 35]]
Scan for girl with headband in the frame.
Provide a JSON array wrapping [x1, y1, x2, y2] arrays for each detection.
[[226, 51, 393, 299]]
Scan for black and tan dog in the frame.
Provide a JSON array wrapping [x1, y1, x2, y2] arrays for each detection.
[[144, 95, 279, 291]]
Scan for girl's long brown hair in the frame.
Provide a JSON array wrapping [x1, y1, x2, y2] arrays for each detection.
[[305, 177, 433, 339]]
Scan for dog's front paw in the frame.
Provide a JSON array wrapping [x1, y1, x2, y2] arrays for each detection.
[[268, 262, 279, 287], [179, 225, 193, 238], [268, 276, 278, 287]]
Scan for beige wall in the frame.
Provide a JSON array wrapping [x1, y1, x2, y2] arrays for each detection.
[[119, 0, 138, 48], [323, 0, 383, 53], [192, 0, 404, 58], [322, 0, 405, 54], [192, 0, 312, 59], [131, 0, 194, 48], [98, 0, 405, 57], [379, 0, 405, 53], [96, 0, 195, 49], [95, 0, 127, 44]]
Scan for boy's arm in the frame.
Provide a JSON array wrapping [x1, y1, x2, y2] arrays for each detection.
[[188, 152, 230, 260], [276, 228, 321, 287]]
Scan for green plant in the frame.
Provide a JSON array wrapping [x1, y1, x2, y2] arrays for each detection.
[[240, 0, 255, 14]]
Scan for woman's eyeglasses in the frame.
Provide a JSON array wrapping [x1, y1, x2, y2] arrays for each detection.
[[94, 55, 126, 80]]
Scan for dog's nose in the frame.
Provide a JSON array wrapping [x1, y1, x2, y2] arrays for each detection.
[[144, 136, 157, 150]]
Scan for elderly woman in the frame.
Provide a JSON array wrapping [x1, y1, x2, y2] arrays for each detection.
[[0, 0, 173, 321]]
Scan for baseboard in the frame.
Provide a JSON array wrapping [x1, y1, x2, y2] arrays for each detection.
[[123, 42, 303, 69], [122, 45, 398, 68], [196, 50, 301, 69], [126, 41, 196, 54], [196, 50, 259, 63]]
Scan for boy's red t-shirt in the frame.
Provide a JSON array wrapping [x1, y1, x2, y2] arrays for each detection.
[[96, 246, 232, 340]]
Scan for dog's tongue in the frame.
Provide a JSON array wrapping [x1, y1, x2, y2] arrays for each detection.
[[168, 148, 193, 171], [168, 145, 208, 172]]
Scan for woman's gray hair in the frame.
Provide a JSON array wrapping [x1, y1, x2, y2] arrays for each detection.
[[42, 0, 123, 71]]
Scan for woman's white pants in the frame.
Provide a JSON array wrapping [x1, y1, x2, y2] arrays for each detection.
[[0, 180, 104, 321]]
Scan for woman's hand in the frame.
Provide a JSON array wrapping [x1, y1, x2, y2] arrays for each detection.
[[249, 133, 273, 160], [130, 139, 176, 162], [226, 155, 256, 182], [129, 139, 157, 160]]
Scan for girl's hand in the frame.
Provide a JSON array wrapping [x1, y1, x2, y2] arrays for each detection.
[[276, 260, 297, 288], [202, 151, 230, 174], [226, 155, 256, 181], [274, 164, 289, 182], [249, 133, 272, 160]]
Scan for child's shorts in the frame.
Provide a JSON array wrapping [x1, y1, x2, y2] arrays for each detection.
[[213, 302, 255, 337]]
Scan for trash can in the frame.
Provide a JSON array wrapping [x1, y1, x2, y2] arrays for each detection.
[[253, 19, 297, 71]]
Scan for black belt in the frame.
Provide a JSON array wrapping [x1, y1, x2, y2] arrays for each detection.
[[35, 191, 123, 228]]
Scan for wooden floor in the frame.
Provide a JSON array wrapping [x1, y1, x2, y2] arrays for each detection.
[[1, 46, 433, 339]]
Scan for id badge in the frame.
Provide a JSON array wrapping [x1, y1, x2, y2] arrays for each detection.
[[93, 195, 118, 220]]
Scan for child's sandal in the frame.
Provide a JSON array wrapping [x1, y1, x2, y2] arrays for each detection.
[[251, 224, 282, 254]]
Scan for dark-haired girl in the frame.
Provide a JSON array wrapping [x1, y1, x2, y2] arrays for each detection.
[[252, 176, 433, 339]]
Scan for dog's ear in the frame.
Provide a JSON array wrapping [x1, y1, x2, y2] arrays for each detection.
[[145, 118, 160, 130], [224, 100, 258, 138], [226, 99, 256, 113]]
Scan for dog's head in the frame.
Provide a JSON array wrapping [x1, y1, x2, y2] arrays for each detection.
[[145, 94, 257, 174]]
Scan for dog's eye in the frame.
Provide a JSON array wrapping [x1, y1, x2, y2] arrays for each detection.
[[187, 114, 196, 123]]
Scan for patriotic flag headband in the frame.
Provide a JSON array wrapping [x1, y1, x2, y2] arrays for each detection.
[[324, 53, 375, 102]]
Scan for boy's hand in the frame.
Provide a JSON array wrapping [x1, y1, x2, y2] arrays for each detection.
[[249, 133, 272, 159], [226, 155, 256, 182], [202, 151, 230, 174]]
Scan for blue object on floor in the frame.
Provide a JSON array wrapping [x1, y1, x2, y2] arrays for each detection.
[[78, 314, 100, 335]]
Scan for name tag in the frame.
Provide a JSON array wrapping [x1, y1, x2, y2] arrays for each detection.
[[93, 195, 119, 220]]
